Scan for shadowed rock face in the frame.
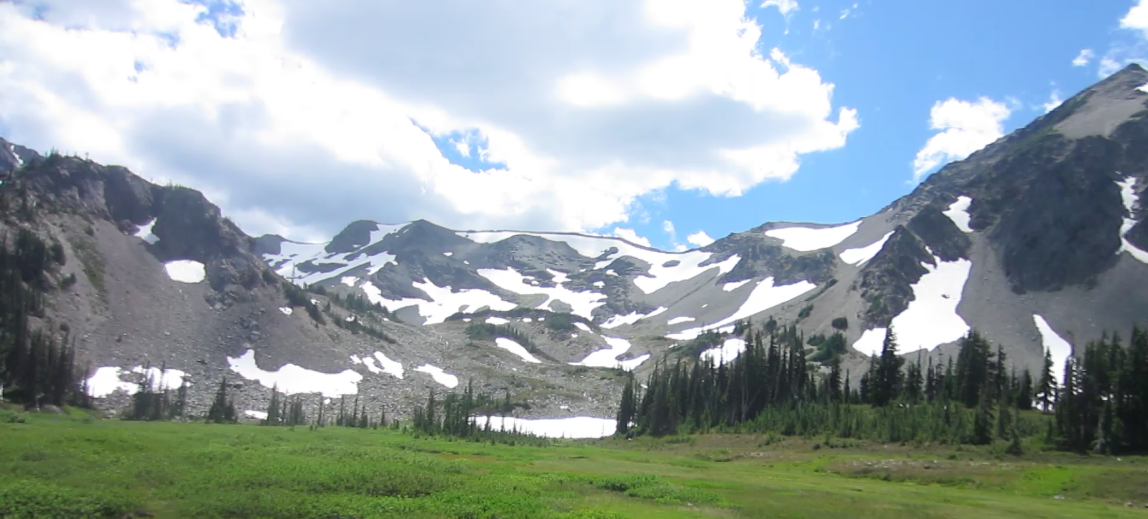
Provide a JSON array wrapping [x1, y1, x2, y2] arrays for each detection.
[[855, 227, 933, 328], [326, 220, 381, 254], [907, 205, 970, 262], [988, 136, 1125, 293]]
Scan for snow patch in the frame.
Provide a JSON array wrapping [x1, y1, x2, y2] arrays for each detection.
[[722, 279, 751, 292], [372, 352, 404, 379], [574, 322, 593, 333], [443, 251, 453, 257], [263, 224, 404, 285], [8, 143, 22, 168], [485, 316, 510, 325], [1117, 177, 1148, 263], [1033, 315, 1072, 386], [765, 221, 861, 251], [349, 355, 362, 365], [592, 281, 605, 288], [1138, 83, 1148, 94], [494, 338, 542, 363], [851, 257, 972, 355], [227, 349, 361, 397], [522, 317, 533, 323], [245, 410, 268, 420], [942, 196, 974, 233], [164, 260, 205, 283], [414, 364, 458, 388], [700, 338, 746, 366], [839, 231, 894, 265], [601, 306, 668, 329], [478, 268, 606, 320], [570, 336, 648, 371], [278, 307, 293, 316], [134, 219, 158, 244], [340, 276, 358, 287], [86, 366, 189, 398], [667, 316, 695, 325], [362, 278, 516, 325], [470, 415, 616, 439], [668, 278, 817, 340]]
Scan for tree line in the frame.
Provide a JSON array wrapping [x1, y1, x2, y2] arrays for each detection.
[[616, 319, 1148, 453], [0, 228, 90, 410]]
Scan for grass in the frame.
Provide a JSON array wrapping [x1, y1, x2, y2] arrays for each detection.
[[2, 408, 1147, 518]]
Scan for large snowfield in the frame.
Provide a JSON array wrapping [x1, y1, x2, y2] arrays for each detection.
[[469, 415, 617, 439], [852, 256, 972, 355], [765, 221, 861, 252], [227, 349, 362, 397]]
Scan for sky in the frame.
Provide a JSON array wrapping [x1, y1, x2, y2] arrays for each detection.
[[0, 0, 1146, 250]]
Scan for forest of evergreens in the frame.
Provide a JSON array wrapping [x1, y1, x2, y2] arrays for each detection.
[[616, 320, 1148, 454]]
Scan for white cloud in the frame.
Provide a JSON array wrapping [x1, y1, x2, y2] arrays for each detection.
[[1122, 0, 1148, 35], [1042, 89, 1063, 113], [761, 0, 799, 15], [912, 97, 1011, 181], [839, 9, 850, 20], [686, 230, 715, 247], [1099, 56, 1125, 77], [1072, 48, 1095, 67], [813, 19, 820, 30], [612, 227, 652, 247], [0, 0, 857, 239], [662, 220, 676, 235]]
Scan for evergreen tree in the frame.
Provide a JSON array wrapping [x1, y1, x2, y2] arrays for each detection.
[[1037, 347, 1056, 412], [615, 374, 636, 436]]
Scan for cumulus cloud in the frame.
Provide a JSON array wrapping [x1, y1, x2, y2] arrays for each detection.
[[0, 0, 857, 240], [912, 97, 1011, 181], [612, 227, 652, 248], [1123, 0, 1148, 36], [686, 230, 715, 247], [1072, 49, 1095, 67]]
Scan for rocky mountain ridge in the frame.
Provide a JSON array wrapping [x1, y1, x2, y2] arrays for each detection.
[[2, 64, 1148, 427]]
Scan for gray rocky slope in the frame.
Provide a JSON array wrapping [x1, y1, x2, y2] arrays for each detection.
[[3, 64, 1148, 422]]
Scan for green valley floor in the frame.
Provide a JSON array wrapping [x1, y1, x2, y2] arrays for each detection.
[[2, 408, 1147, 518]]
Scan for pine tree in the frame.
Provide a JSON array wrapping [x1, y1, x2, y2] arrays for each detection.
[[207, 377, 235, 424], [871, 328, 903, 407], [264, 383, 281, 426], [1037, 347, 1056, 412], [616, 374, 636, 436]]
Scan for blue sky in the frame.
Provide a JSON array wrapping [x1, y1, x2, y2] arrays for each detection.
[[0, 0, 1145, 246], [592, 0, 1146, 250]]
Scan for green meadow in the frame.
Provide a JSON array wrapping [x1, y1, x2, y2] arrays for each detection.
[[2, 408, 1146, 518]]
